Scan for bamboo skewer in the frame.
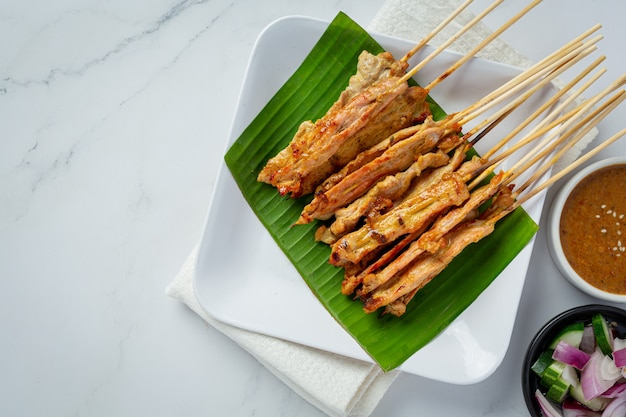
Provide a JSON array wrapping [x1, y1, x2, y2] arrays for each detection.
[[430, 34, 604, 187], [481, 56, 607, 161], [465, 87, 624, 214], [517, 128, 626, 208], [442, 29, 603, 152], [456, 35, 602, 127], [504, 76, 626, 180], [453, 28, 602, 125], [460, 41, 599, 145], [400, 0, 476, 63], [399, 0, 504, 81], [467, 61, 609, 190], [425, 0, 543, 90], [469, 69, 607, 189], [466, 76, 625, 211], [509, 89, 626, 197]]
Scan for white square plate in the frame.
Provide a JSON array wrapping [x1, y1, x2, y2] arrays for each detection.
[[194, 15, 551, 384]]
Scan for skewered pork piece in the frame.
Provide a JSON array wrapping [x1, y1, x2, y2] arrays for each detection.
[[358, 170, 508, 296], [329, 170, 469, 268], [336, 146, 468, 294], [257, 51, 408, 187], [259, 75, 420, 198], [376, 185, 517, 316], [304, 86, 431, 195], [296, 116, 464, 223], [314, 150, 451, 244], [315, 123, 424, 195], [257, 50, 437, 198]]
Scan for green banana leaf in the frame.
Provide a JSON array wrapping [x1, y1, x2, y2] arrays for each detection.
[[224, 12, 538, 371]]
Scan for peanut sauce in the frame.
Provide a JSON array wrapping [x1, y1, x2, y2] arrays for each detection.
[[559, 165, 626, 294]]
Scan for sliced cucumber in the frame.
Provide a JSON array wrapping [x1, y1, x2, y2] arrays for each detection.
[[546, 376, 571, 403], [531, 350, 554, 377], [549, 321, 585, 349], [546, 364, 575, 403], [592, 313, 614, 356], [540, 360, 566, 388]]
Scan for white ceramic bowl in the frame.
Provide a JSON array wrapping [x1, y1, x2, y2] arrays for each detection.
[[547, 157, 626, 302]]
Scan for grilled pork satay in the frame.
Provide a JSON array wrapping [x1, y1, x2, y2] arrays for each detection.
[[329, 171, 469, 268], [365, 75, 626, 314], [258, 51, 431, 198], [359, 171, 508, 295], [296, 116, 463, 224], [339, 148, 484, 295], [381, 186, 517, 316], [300, 30, 599, 220], [390, 145, 469, 205], [415, 173, 507, 253], [341, 230, 421, 295], [257, 51, 408, 185], [315, 150, 450, 244], [362, 186, 516, 314], [263, 77, 412, 197], [337, 147, 469, 294], [314, 124, 425, 195], [296, 86, 431, 196]]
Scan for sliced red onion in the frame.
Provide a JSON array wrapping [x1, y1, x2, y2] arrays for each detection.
[[553, 340, 592, 370], [536, 389, 564, 417], [600, 358, 623, 382], [601, 396, 626, 417], [613, 347, 626, 368], [562, 398, 602, 417], [601, 382, 626, 398], [581, 349, 623, 401]]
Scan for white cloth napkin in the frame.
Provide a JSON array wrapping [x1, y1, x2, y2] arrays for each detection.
[[166, 1, 597, 416], [166, 248, 398, 417]]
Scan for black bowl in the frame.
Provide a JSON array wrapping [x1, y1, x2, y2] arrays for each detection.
[[522, 304, 626, 416]]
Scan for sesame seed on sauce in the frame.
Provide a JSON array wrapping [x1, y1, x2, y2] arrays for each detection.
[[559, 164, 626, 294]]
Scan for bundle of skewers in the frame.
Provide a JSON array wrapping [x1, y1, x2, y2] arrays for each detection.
[[257, 0, 626, 316]]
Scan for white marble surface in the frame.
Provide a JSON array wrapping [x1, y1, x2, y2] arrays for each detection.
[[1, 1, 624, 416]]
